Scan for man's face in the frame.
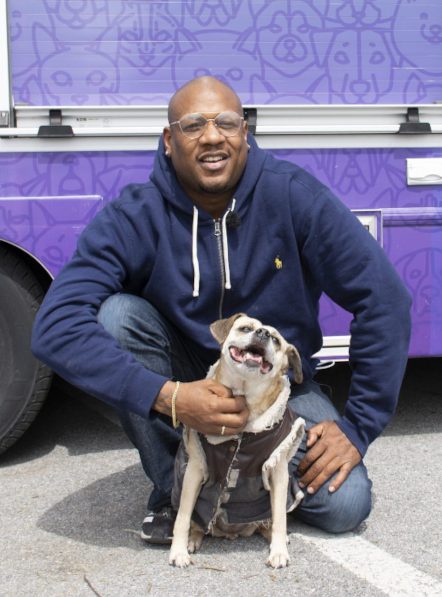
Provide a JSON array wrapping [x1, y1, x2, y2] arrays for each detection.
[[163, 83, 248, 216]]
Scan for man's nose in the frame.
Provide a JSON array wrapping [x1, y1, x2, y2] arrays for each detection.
[[199, 120, 224, 143]]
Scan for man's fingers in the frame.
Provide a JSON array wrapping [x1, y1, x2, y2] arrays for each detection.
[[298, 451, 335, 489], [214, 411, 249, 429], [300, 455, 341, 494], [328, 464, 353, 493], [216, 395, 247, 413], [202, 410, 248, 435], [211, 396, 249, 427], [208, 382, 233, 399], [211, 423, 240, 437], [297, 440, 327, 476], [306, 424, 323, 448]]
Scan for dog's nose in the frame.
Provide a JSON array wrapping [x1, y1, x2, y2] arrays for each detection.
[[255, 328, 270, 341]]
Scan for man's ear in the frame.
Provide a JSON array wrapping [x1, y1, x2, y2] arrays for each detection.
[[163, 127, 172, 156], [287, 344, 303, 384], [210, 313, 246, 345]]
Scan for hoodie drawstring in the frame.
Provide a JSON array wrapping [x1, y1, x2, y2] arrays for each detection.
[[191, 198, 237, 298], [221, 198, 236, 291], [192, 206, 200, 297]]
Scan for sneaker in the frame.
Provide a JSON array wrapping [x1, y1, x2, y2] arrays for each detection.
[[141, 506, 176, 544]]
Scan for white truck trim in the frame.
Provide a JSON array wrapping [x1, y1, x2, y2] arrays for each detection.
[[1, 104, 442, 152], [0, 0, 11, 127]]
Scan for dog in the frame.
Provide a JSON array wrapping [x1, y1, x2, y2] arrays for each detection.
[[169, 313, 305, 569]]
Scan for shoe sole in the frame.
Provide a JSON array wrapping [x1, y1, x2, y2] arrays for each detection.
[[140, 531, 172, 545]]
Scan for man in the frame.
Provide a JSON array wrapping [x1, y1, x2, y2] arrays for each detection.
[[32, 76, 411, 543]]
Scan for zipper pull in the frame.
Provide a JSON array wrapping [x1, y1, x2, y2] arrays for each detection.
[[214, 219, 221, 237]]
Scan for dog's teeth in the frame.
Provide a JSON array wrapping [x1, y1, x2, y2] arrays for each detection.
[[245, 351, 262, 364]]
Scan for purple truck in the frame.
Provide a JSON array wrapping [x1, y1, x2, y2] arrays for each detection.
[[1, 0, 441, 453]]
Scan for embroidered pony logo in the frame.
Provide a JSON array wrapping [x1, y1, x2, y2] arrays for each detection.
[[274, 256, 283, 269]]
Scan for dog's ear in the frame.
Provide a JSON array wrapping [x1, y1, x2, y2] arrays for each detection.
[[287, 344, 303, 384], [210, 313, 246, 345]]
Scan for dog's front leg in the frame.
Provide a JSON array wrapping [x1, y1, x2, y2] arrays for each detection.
[[169, 430, 206, 568], [267, 459, 290, 568]]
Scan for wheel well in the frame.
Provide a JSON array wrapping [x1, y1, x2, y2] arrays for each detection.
[[0, 241, 53, 293]]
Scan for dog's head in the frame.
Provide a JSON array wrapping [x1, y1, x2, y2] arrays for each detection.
[[210, 313, 303, 384]]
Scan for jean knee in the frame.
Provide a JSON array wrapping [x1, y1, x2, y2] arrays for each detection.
[[97, 293, 160, 343], [320, 468, 372, 534], [98, 293, 131, 338], [295, 465, 372, 534]]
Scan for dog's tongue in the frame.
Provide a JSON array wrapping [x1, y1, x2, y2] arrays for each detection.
[[229, 346, 272, 373], [230, 346, 261, 366]]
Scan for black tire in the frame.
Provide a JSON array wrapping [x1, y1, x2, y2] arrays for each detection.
[[0, 245, 53, 454]]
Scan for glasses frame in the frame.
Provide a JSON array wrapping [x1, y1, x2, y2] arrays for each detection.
[[168, 111, 245, 140]]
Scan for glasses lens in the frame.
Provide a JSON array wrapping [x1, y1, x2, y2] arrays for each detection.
[[176, 111, 243, 139], [214, 112, 243, 137], [179, 114, 206, 139]]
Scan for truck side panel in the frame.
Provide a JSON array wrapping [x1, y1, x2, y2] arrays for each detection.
[[9, 0, 442, 105], [0, 195, 102, 278]]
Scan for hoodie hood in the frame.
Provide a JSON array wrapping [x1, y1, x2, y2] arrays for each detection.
[[150, 133, 268, 296]]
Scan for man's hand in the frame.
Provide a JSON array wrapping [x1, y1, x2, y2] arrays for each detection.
[[154, 379, 249, 436], [297, 420, 361, 494]]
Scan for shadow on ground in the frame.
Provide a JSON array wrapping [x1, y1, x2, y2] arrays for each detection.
[[0, 378, 132, 467], [37, 463, 149, 550]]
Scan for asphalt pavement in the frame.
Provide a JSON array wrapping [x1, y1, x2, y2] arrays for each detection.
[[1, 358, 441, 597]]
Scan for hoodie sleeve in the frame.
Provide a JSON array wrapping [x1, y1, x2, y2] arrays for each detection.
[[31, 190, 169, 417], [294, 183, 412, 456]]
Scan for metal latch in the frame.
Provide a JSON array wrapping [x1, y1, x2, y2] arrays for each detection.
[[37, 109, 74, 138], [243, 107, 257, 135], [0, 111, 9, 127], [398, 107, 431, 134]]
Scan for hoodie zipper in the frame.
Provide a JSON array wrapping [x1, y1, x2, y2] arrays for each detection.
[[213, 219, 225, 319]]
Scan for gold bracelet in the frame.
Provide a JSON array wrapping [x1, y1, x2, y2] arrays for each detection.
[[171, 381, 181, 429]]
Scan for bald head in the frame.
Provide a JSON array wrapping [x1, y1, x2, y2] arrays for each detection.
[[168, 77, 243, 123]]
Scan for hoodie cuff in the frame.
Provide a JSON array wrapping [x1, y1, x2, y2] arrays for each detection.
[[119, 367, 170, 418], [336, 417, 368, 458]]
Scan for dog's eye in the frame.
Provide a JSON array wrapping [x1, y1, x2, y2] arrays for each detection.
[[239, 325, 253, 333], [271, 336, 281, 347]]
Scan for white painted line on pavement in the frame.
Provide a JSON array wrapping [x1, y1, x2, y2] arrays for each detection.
[[292, 527, 442, 597]]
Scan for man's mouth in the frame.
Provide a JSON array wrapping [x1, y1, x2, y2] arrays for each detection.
[[229, 344, 273, 374], [199, 153, 228, 172]]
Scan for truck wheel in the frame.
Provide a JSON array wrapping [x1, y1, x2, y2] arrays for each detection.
[[0, 245, 52, 454]]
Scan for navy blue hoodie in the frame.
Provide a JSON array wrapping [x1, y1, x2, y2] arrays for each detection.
[[31, 135, 411, 456]]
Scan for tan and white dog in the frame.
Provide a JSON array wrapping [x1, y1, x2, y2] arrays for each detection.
[[169, 314, 305, 569]]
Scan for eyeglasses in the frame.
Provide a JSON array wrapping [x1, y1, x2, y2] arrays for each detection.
[[169, 111, 244, 139]]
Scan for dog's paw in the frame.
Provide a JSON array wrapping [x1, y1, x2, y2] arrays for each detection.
[[267, 550, 290, 569], [188, 535, 203, 553], [169, 550, 192, 568], [188, 524, 204, 553]]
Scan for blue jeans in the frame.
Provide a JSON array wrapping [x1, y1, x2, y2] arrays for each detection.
[[98, 293, 372, 533]]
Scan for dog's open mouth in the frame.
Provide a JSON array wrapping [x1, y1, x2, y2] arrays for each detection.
[[229, 345, 273, 374]]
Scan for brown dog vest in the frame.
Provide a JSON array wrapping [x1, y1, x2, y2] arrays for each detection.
[[171, 407, 304, 533]]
